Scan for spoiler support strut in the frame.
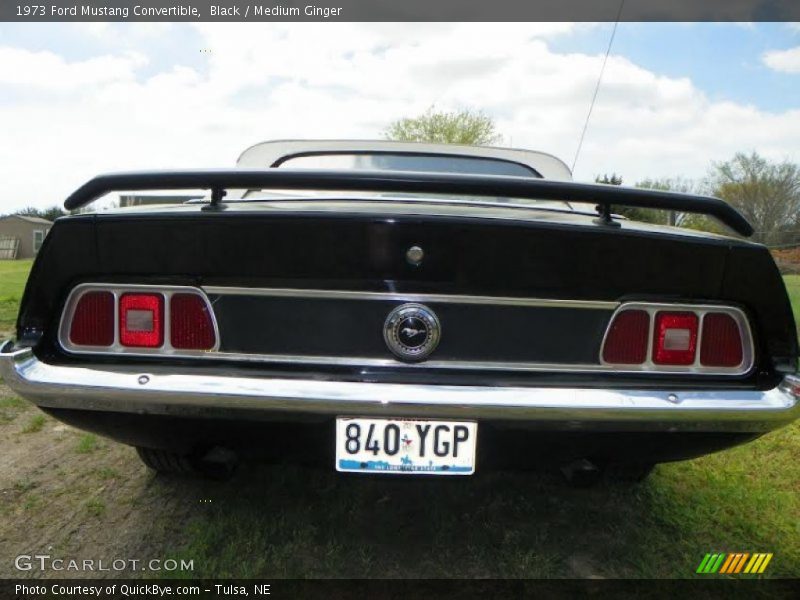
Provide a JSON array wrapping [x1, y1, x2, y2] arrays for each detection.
[[593, 202, 621, 228], [202, 186, 227, 211]]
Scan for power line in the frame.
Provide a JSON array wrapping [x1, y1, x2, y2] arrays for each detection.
[[571, 0, 626, 175]]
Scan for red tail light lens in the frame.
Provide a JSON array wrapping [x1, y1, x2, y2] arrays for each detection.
[[119, 293, 164, 348], [69, 291, 114, 346], [653, 311, 698, 365], [602, 310, 650, 364], [170, 293, 216, 350], [701, 312, 743, 367]]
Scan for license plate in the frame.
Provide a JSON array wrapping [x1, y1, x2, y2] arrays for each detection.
[[335, 417, 477, 475]]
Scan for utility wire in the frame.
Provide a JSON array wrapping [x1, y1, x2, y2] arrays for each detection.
[[571, 0, 626, 174]]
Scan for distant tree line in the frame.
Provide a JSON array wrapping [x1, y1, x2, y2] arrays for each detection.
[[596, 152, 800, 246]]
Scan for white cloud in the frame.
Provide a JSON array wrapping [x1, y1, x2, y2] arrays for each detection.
[[762, 46, 800, 73], [0, 47, 147, 90], [0, 23, 798, 213], [74, 22, 174, 39]]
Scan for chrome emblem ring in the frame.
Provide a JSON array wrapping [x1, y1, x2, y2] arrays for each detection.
[[383, 303, 441, 362]]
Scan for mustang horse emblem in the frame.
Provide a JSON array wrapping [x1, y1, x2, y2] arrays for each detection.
[[400, 326, 425, 338], [383, 303, 441, 361]]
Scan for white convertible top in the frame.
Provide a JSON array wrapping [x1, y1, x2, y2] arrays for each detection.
[[236, 139, 573, 181]]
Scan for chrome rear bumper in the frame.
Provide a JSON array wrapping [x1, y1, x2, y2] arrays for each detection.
[[1, 344, 799, 433]]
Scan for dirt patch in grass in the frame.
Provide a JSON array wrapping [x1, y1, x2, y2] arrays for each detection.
[[0, 382, 198, 579]]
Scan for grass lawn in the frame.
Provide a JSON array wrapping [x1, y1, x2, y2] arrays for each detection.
[[0, 259, 33, 338], [0, 259, 798, 578], [784, 275, 800, 334]]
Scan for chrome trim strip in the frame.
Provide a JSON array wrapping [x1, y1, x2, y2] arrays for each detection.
[[598, 302, 755, 376], [149, 351, 743, 375], [1, 346, 798, 433], [202, 286, 620, 310], [58, 283, 221, 357], [182, 352, 608, 372]]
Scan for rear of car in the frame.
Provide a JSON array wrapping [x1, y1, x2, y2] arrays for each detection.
[[2, 141, 798, 480]]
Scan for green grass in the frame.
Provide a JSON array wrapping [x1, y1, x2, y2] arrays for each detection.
[[21, 413, 45, 433], [784, 275, 800, 335], [85, 497, 106, 517], [0, 259, 33, 337], [14, 478, 37, 494], [0, 259, 33, 298], [95, 466, 121, 480], [23, 494, 41, 511], [75, 433, 99, 454], [0, 394, 29, 423], [0, 396, 26, 410]]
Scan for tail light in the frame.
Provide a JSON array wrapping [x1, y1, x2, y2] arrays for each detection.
[[653, 312, 698, 365], [119, 293, 164, 348], [602, 303, 751, 374], [601, 309, 649, 364], [170, 293, 216, 350], [701, 312, 743, 367], [61, 285, 217, 354], [69, 291, 114, 347]]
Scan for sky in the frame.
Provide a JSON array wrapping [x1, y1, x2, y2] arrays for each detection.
[[0, 22, 798, 213]]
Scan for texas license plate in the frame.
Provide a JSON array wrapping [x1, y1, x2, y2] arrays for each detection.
[[335, 417, 477, 475]]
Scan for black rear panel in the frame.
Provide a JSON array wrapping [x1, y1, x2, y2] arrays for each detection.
[[17, 206, 797, 387], [210, 294, 611, 364]]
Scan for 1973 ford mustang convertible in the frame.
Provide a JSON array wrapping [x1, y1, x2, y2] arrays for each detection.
[[2, 140, 798, 482]]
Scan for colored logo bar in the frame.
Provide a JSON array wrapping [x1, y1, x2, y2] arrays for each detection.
[[696, 553, 773, 574]]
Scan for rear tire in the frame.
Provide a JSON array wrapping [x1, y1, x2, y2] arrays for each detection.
[[135, 446, 238, 479]]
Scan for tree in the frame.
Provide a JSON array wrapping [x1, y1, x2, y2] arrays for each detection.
[[707, 152, 800, 245], [636, 176, 696, 196], [15, 205, 68, 222], [635, 176, 703, 228], [595, 173, 662, 225], [595, 174, 711, 228], [595, 173, 623, 186], [384, 108, 501, 145]]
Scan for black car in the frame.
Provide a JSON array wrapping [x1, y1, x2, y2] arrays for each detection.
[[2, 140, 798, 482]]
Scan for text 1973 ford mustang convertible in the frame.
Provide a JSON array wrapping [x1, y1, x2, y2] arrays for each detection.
[[2, 140, 798, 482]]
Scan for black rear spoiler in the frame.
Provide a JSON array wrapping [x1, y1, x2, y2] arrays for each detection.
[[63, 169, 753, 237]]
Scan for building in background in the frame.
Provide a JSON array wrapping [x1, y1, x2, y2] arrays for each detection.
[[0, 215, 52, 259]]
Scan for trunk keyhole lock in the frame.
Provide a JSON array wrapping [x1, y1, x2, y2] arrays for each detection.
[[406, 245, 424, 266]]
